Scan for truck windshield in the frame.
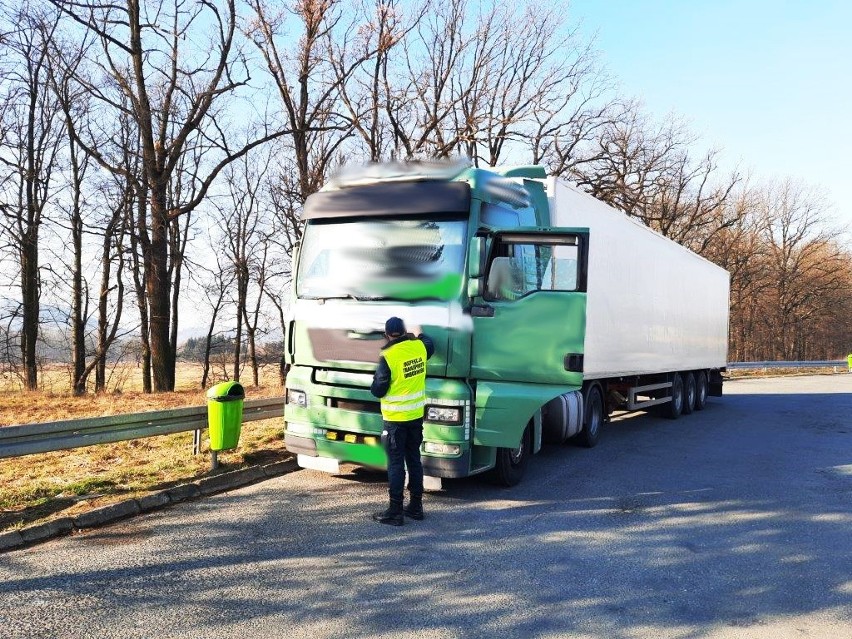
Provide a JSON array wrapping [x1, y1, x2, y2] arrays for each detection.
[[296, 217, 467, 301]]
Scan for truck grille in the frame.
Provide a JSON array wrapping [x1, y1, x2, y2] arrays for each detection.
[[329, 398, 382, 413], [308, 328, 384, 364]]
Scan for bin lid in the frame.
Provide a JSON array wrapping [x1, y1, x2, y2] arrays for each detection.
[[207, 381, 246, 401]]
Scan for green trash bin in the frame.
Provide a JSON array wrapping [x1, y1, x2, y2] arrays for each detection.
[[207, 381, 245, 451], [847, 353, 852, 373]]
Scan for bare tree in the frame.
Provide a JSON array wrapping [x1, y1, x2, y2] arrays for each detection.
[[48, 0, 290, 391], [758, 180, 848, 360], [460, 4, 603, 167], [245, 0, 378, 209], [0, 3, 64, 390], [330, 0, 422, 160], [44, 19, 127, 394], [705, 181, 852, 362], [702, 187, 771, 361], [243, 235, 272, 386], [575, 107, 741, 253], [197, 255, 234, 389], [210, 150, 273, 384], [383, 0, 471, 159]]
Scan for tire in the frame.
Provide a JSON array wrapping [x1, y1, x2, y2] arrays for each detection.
[[682, 372, 696, 415], [694, 370, 709, 411], [494, 422, 531, 487], [665, 373, 683, 420], [576, 385, 603, 448]]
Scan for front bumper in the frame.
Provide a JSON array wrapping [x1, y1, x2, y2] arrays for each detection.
[[285, 365, 473, 475]]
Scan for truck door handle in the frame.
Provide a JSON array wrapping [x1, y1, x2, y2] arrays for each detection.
[[470, 304, 494, 317]]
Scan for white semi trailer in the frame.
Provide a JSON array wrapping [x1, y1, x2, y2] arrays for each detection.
[[532, 177, 729, 448]]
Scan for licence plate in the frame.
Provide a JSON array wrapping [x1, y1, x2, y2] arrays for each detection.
[[297, 454, 341, 474]]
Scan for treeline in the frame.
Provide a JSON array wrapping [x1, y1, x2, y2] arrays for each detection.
[[0, 0, 849, 395]]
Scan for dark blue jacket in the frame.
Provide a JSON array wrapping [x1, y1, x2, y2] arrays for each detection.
[[370, 333, 435, 398]]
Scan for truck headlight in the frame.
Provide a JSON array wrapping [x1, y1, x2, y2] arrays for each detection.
[[425, 405, 463, 424], [424, 442, 461, 456], [287, 389, 307, 407]]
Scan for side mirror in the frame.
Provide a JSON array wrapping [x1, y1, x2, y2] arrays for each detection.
[[468, 236, 486, 278]]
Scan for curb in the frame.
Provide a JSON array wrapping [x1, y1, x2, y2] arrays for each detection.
[[2, 458, 300, 554]]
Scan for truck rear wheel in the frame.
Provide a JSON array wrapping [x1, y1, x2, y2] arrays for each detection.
[[665, 373, 684, 419], [694, 371, 709, 410], [494, 422, 531, 487], [682, 372, 696, 415], [576, 385, 603, 448]]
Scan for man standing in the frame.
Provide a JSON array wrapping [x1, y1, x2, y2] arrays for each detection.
[[370, 316, 435, 526]]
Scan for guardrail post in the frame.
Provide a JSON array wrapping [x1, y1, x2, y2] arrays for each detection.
[[193, 429, 202, 455]]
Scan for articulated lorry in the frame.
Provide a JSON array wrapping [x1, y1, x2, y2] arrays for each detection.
[[283, 163, 729, 487]]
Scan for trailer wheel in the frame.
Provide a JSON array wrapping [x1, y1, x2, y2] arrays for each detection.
[[694, 371, 709, 410], [494, 422, 531, 487], [576, 386, 603, 448], [665, 373, 684, 419], [682, 372, 696, 415]]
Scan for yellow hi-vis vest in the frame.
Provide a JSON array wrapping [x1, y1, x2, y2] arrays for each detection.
[[381, 338, 428, 421]]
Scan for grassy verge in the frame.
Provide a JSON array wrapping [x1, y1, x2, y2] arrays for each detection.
[[0, 382, 289, 533], [726, 367, 848, 378]]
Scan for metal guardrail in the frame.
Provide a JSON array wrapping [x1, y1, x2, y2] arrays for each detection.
[[2, 361, 849, 459], [727, 360, 847, 370], [0, 397, 284, 459]]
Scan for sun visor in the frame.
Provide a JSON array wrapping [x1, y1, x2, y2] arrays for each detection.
[[303, 181, 471, 220]]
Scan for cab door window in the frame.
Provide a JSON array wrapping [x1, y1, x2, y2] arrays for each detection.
[[485, 235, 582, 301]]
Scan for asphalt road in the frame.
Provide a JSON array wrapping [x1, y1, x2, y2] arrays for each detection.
[[2, 374, 851, 638]]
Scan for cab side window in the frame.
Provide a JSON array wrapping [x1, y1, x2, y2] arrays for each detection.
[[485, 237, 580, 301]]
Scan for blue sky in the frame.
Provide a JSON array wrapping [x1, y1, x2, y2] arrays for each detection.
[[569, 0, 852, 235]]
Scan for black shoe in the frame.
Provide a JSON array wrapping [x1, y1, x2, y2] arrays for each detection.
[[404, 496, 424, 520], [372, 507, 404, 526], [403, 504, 424, 520]]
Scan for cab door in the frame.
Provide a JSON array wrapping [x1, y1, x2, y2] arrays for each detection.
[[470, 229, 588, 387]]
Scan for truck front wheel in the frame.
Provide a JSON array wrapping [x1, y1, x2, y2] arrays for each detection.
[[494, 422, 531, 487], [576, 385, 603, 448]]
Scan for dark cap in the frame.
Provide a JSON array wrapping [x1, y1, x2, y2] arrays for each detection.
[[385, 316, 406, 337]]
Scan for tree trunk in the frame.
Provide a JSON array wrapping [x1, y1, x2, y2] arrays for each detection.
[[94, 228, 114, 393], [20, 232, 39, 390], [130, 190, 152, 393], [232, 268, 246, 382], [244, 306, 259, 387], [146, 182, 173, 392], [66, 124, 87, 395], [71, 209, 86, 395]]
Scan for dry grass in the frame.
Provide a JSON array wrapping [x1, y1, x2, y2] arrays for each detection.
[[727, 367, 848, 378], [0, 363, 289, 532]]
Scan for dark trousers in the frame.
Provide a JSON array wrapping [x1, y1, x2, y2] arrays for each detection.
[[382, 418, 424, 503]]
